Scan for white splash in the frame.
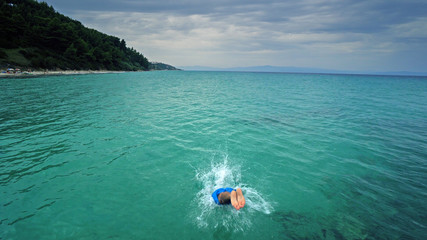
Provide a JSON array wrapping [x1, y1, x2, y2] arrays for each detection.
[[192, 154, 273, 231]]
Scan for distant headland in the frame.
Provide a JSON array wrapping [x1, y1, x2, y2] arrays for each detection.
[[0, 0, 179, 73]]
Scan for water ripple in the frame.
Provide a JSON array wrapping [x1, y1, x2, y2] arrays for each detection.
[[1, 72, 427, 239]]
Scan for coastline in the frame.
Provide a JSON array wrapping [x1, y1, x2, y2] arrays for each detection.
[[0, 70, 125, 78]]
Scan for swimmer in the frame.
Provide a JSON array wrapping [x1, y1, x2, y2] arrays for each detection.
[[212, 188, 246, 210]]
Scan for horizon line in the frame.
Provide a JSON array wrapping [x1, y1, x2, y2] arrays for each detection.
[[178, 65, 427, 77]]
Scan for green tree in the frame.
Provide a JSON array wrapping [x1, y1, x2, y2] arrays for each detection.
[[0, 0, 160, 71]]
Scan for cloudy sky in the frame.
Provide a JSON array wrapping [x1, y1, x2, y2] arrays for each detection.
[[42, 0, 427, 72]]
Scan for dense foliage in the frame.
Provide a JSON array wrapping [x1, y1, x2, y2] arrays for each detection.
[[0, 0, 151, 70]]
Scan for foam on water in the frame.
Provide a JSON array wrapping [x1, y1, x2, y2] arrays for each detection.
[[192, 153, 273, 231]]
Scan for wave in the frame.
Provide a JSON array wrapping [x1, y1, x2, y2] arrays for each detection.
[[191, 153, 273, 231]]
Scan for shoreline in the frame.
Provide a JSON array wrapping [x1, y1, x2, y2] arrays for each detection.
[[0, 70, 125, 78]]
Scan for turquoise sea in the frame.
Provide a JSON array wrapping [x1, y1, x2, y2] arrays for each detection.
[[1, 71, 426, 239]]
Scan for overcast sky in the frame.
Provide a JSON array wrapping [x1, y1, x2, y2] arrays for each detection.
[[41, 0, 427, 72]]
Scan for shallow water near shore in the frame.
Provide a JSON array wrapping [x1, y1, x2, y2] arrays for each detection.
[[1, 71, 426, 239]]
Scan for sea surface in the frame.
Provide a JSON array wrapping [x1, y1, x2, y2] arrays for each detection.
[[1, 71, 426, 239]]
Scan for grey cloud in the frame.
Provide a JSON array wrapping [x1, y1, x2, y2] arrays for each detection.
[[41, 0, 427, 71], [44, 0, 427, 34]]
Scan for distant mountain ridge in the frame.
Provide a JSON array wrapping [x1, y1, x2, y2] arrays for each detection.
[[0, 0, 176, 71], [180, 65, 427, 77]]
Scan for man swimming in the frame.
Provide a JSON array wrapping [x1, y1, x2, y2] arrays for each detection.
[[212, 188, 246, 210]]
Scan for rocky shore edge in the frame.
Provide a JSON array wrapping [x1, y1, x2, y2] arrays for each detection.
[[0, 70, 125, 78]]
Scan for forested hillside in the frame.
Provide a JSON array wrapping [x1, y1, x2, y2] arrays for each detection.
[[0, 0, 172, 71]]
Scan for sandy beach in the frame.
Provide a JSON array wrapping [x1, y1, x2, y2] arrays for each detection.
[[0, 70, 124, 78]]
